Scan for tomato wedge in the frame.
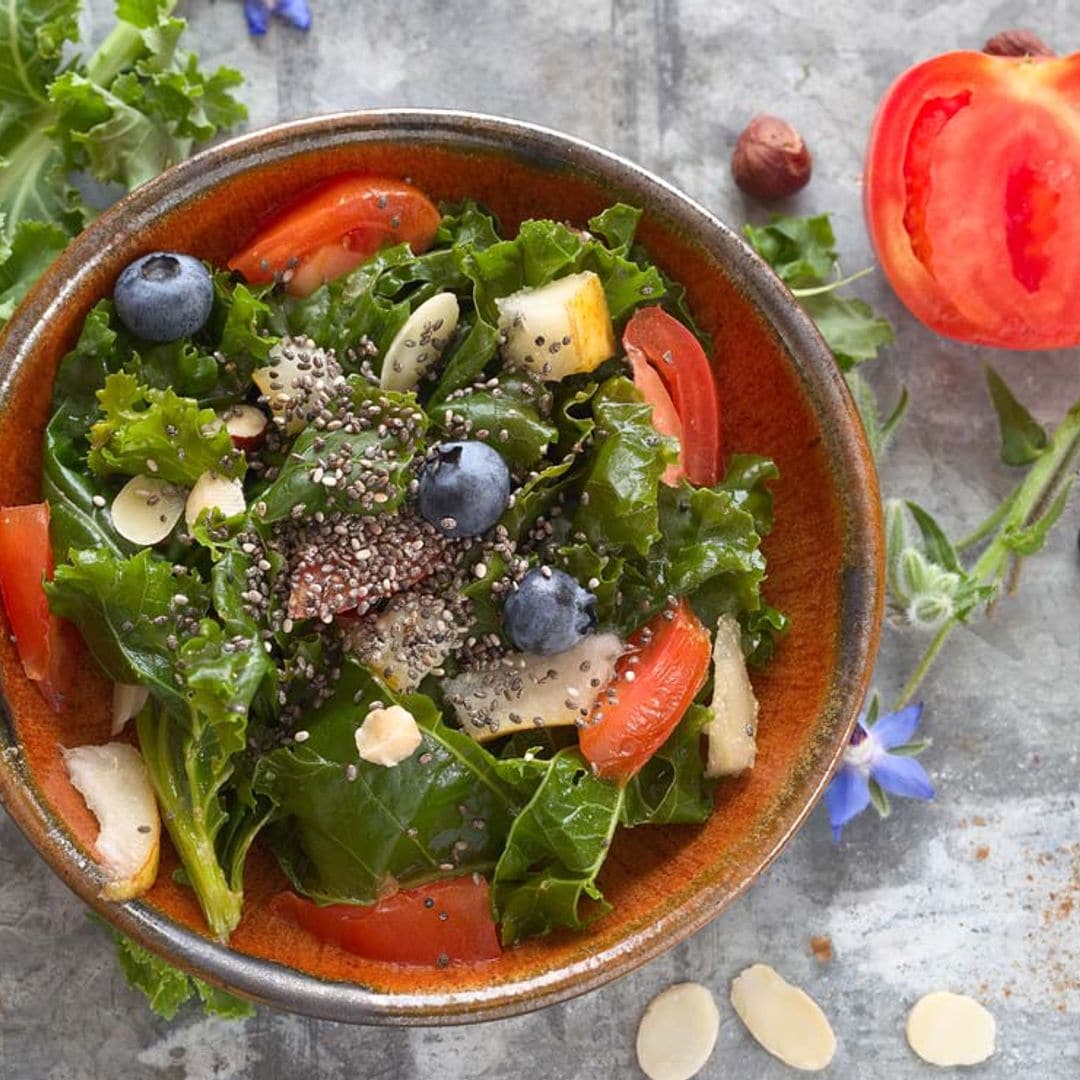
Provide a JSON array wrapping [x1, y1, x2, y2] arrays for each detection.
[[270, 876, 501, 966], [228, 174, 441, 297], [865, 51, 1080, 349], [0, 504, 75, 711], [627, 346, 684, 486], [623, 307, 723, 485], [580, 600, 711, 781]]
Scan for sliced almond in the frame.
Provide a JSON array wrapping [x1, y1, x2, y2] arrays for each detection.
[[220, 403, 269, 450], [730, 963, 836, 1071], [185, 471, 246, 529], [111, 682, 149, 736], [110, 475, 185, 546], [906, 991, 996, 1067], [704, 614, 759, 777], [380, 292, 460, 392], [63, 742, 160, 902], [636, 982, 720, 1080], [354, 705, 423, 767]]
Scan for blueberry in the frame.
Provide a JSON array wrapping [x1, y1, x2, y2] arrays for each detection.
[[504, 567, 596, 656], [113, 252, 214, 342], [418, 441, 511, 538]]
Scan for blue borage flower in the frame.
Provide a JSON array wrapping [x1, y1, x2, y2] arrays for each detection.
[[824, 701, 934, 841], [244, 0, 312, 36]]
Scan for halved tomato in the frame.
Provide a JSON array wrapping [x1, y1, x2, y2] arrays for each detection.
[[579, 599, 711, 781], [624, 307, 723, 485], [865, 51, 1080, 349], [0, 504, 76, 710], [271, 875, 501, 966], [228, 175, 441, 297]]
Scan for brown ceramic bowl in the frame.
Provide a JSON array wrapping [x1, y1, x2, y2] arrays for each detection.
[[0, 110, 882, 1024]]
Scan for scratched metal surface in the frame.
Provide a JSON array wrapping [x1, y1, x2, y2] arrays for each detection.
[[2, 1, 1079, 1077]]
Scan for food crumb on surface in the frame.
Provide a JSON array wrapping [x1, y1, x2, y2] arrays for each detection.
[[809, 935, 832, 964]]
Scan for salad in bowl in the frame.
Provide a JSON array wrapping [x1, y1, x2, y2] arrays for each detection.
[[1, 171, 785, 967]]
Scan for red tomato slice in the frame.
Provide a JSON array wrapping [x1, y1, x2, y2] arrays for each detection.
[[865, 51, 1080, 349], [627, 347, 684, 486], [579, 600, 711, 781], [271, 876, 501, 966], [0, 504, 75, 711], [623, 307, 723, 485], [228, 175, 441, 297]]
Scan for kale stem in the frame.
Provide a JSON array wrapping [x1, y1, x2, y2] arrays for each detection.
[[893, 391, 1080, 710], [85, 0, 181, 86]]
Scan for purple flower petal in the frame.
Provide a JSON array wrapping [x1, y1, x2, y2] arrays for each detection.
[[823, 767, 871, 841], [274, 0, 312, 29], [244, 0, 270, 35], [870, 703, 924, 750], [871, 752, 934, 801]]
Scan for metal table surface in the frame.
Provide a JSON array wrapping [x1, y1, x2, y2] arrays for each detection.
[[2, 1, 1078, 1076]]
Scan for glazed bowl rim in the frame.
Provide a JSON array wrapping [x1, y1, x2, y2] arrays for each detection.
[[0, 108, 882, 1026]]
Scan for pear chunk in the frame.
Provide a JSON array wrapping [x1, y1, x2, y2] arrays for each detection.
[[496, 271, 615, 380], [63, 742, 160, 902]]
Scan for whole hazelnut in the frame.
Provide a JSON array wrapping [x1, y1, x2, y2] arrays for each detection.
[[983, 29, 1055, 57], [732, 115, 812, 201]]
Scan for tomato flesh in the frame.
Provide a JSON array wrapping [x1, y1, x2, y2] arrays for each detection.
[[228, 175, 441, 297], [865, 51, 1080, 349], [623, 307, 722, 485], [579, 600, 711, 781], [0, 504, 75, 710], [271, 876, 501, 966]]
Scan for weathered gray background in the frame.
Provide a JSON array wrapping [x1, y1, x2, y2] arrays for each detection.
[[3, 1, 1079, 1077]]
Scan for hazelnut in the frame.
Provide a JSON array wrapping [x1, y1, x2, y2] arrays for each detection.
[[983, 29, 1055, 57], [731, 115, 812, 201]]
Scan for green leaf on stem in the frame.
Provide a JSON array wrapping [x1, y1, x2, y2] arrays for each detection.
[[986, 366, 1048, 467]]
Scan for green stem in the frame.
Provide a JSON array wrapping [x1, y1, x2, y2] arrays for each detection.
[[955, 483, 1021, 551], [893, 393, 1080, 709], [85, 0, 181, 86]]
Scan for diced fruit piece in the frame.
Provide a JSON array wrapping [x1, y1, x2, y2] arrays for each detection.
[[62, 742, 161, 902], [503, 566, 597, 656], [444, 632, 624, 743], [496, 271, 615, 380], [703, 614, 759, 778], [636, 982, 720, 1080], [227, 175, 442, 297], [580, 600, 711, 781], [418, 441, 511, 538], [343, 591, 462, 691], [220, 404, 269, 450], [113, 252, 213, 343], [381, 292, 460, 392], [906, 992, 996, 1067], [184, 471, 246, 529], [271, 875, 501, 965], [285, 512, 452, 623], [252, 337, 341, 434], [111, 682, 149, 736], [0, 504, 76, 710], [623, 307, 723, 485], [111, 476, 186, 546], [730, 964, 836, 1072], [628, 346, 684, 486], [353, 704, 423, 767]]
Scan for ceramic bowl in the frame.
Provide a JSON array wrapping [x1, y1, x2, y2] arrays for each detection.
[[0, 110, 883, 1024]]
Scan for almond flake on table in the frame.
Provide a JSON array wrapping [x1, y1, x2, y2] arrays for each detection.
[[635, 982, 720, 1080], [730, 963, 836, 1071]]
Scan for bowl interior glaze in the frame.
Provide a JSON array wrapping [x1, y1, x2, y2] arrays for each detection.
[[0, 111, 882, 1024]]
